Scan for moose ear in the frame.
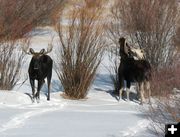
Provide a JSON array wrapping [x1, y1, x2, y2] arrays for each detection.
[[29, 48, 35, 54], [39, 49, 45, 54]]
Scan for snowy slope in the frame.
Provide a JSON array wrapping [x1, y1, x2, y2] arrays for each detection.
[[0, 27, 156, 137]]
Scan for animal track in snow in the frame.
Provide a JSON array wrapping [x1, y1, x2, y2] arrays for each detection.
[[0, 101, 66, 133]]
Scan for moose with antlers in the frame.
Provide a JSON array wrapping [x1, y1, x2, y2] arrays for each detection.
[[23, 44, 53, 102]]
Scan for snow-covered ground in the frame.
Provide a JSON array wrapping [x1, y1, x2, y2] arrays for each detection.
[[0, 91, 155, 137], [0, 27, 156, 137]]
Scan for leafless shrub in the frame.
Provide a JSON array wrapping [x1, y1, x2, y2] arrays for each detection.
[[54, 0, 105, 99], [0, 0, 65, 40], [108, 0, 179, 69], [150, 65, 180, 97], [174, 27, 180, 51], [105, 45, 120, 94], [109, 61, 119, 94], [144, 63, 180, 136], [0, 39, 28, 90], [174, 4, 180, 50], [147, 93, 180, 136]]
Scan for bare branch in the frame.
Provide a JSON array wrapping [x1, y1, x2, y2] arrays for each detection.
[[54, 0, 106, 99], [108, 0, 179, 69]]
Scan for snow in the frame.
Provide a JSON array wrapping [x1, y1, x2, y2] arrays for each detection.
[[0, 27, 156, 137], [0, 91, 155, 137]]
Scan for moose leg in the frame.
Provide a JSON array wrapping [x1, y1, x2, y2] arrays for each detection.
[[119, 88, 123, 101], [30, 79, 35, 102], [126, 88, 130, 101], [139, 82, 145, 105], [47, 71, 52, 101], [136, 83, 140, 100], [36, 80, 44, 102], [118, 79, 124, 101], [126, 81, 131, 101]]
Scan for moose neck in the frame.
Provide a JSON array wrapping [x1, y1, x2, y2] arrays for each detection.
[[120, 41, 129, 60]]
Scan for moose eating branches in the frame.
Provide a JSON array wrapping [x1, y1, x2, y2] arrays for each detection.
[[118, 37, 151, 104], [109, 0, 179, 69]]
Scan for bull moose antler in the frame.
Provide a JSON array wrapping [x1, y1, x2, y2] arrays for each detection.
[[22, 40, 32, 55], [22, 43, 53, 55], [42, 44, 53, 54], [22, 36, 54, 55], [43, 35, 54, 54]]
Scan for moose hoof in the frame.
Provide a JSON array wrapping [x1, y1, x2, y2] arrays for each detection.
[[36, 99, 40, 103]]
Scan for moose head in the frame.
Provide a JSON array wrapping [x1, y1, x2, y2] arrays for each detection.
[[119, 37, 145, 60], [125, 43, 145, 60]]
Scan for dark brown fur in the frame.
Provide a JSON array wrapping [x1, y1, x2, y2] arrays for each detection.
[[28, 49, 53, 101], [118, 37, 151, 104]]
